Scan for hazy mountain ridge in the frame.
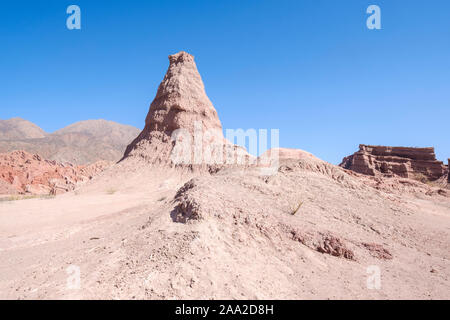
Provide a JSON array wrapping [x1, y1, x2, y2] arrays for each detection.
[[0, 117, 47, 140], [0, 118, 140, 164]]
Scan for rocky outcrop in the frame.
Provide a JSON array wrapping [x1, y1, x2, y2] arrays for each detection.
[[122, 51, 248, 168], [340, 145, 446, 182], [448, 159, 450, 183], [0, 150, 111, 195]]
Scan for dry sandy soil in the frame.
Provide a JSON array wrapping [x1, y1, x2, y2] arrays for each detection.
[[0, 153, 449, 300]]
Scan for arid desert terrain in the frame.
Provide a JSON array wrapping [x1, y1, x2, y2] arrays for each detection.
[[0, 52, 449, 300]]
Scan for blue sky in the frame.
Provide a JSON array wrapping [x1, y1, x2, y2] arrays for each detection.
[[1, 0, 449, 164]]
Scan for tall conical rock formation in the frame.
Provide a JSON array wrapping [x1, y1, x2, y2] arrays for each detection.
[[123, 51, 247, 168], [144, 52, 222, 135]]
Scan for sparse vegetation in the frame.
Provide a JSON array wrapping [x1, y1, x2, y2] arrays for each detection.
[[0, 194, 54, 202], [412, 173, 433, 185], [290, 200, 304, 215], [106, 188, 117, 195]]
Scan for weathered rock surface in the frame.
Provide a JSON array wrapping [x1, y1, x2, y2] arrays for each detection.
[[448, 159, 450, 183], [340, 144, 447, 182], [0, 150, 111, 195], [122, 51, 248, 168]]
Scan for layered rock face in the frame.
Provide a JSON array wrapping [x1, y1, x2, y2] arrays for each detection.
[[0, 150, 110, 195], [144, 52, 222, 136], [448, 159, 450, 183], [123, 51, 246, 167], [340, 145, 447, 182]]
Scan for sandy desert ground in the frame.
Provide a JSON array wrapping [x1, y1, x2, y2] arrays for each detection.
[[0, 153, 449, 300]]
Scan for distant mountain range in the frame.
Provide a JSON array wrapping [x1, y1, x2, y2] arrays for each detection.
[[0, 118, 141, 164]]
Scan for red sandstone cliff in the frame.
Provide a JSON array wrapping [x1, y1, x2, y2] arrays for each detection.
[[340, 145, 447, 183]]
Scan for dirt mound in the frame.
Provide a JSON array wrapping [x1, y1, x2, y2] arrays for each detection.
[[260, 148, 319, 161], [171, 156, 431, 259], [1, 150, 449, 299], [0, 150, 111, 195], [146, 156, 450, 299]]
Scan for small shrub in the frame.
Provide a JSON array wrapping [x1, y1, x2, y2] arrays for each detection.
[[0, 194, 54, 202], [411, 173, 434, 186], [106, 188, 117, 195], [290, 200, 304, 215]]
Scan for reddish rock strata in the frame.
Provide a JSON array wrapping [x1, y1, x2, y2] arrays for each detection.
[[0, 150, 110, 195], [340, 145, 447, 182]]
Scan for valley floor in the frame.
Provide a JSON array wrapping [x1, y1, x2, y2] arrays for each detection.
[[0, 159, 449, 299]]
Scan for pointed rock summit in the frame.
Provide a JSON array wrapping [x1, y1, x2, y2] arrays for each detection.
[[144, 51, 222, 134], [123, 51, 246, 167]]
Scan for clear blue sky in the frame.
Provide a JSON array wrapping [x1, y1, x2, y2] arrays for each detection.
[[1, 0, 449, 164]]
